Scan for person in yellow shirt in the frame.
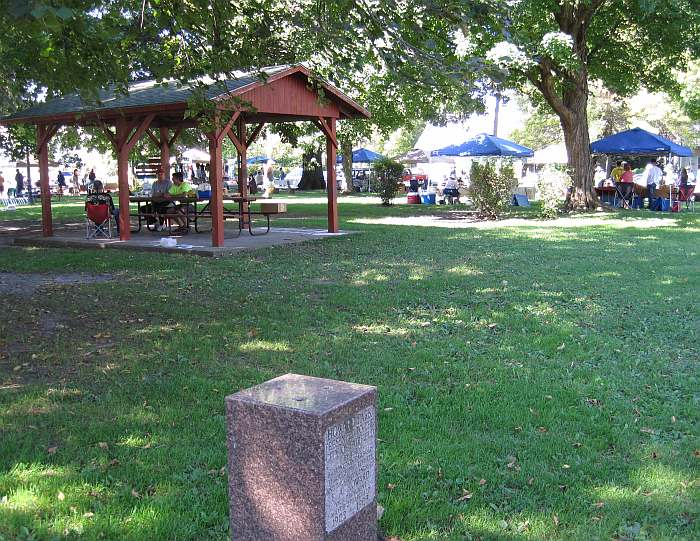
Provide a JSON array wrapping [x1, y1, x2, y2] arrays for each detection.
[[611, 161, 624, 183], [163, 172, 195, 231]]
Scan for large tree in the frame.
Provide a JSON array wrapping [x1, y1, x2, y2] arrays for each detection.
[[446, 0, 700, 208]]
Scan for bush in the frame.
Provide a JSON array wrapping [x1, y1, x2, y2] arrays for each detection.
[[537, 165, 571, 219], [373, 158, 404, 205], [468, 159, 518, 218]]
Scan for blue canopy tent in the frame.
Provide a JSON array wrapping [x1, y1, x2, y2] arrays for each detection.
[[590, 127, 693, 157], [247, 156, 274, 165], [431, 133, 534, 158], [336, 147, 385, 164], [337, 147, 385, 191]]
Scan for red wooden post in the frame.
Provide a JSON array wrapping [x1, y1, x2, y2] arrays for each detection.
[[237, 119, 249, 223], [325, 117, 339, 233], [208, 132, 224, 247], [115, 119, 132, 240], [159, 127, 170, 179], [109, 114, 154, 241], [36, 125, 55, 237]]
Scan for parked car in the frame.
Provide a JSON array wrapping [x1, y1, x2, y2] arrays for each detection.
[[274, 167, 345, 190], [402, 168, 428, 190], [276, 167, 303, 189]]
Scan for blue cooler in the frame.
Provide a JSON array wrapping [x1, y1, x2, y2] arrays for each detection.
[[197, 190, 211, 200], [631, 195, 643, 209], [658, 198, 671, 212], [420, 193, 436, 205]]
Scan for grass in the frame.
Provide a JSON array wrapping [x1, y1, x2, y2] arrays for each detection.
[[0, 196, 698, 540]]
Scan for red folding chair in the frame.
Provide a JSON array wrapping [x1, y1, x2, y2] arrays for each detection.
[[677, 186, 695, 211], [85, 202, 113, 239]]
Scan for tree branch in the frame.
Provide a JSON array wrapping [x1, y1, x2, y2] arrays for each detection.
[[527, 62, 573, 125]]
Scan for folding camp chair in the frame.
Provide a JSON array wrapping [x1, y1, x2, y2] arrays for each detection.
[[613, 182, 634, 209], [85, 202, 113, 239], [677, 186, 695, 211]]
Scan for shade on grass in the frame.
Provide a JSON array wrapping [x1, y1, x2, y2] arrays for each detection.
[[0, 199, 698, 541]]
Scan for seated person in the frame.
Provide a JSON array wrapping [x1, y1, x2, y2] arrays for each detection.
[[85, 180, 119, 232], [162, 171, 194, 231], [611, 161, 624, 183], [443, 176, 460, 201], [620, 163, 634, 183], [616, 163, 635, 205], [150, 168, 173, 231]]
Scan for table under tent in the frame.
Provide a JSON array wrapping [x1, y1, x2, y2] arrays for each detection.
[[590, 127, 694, 210]]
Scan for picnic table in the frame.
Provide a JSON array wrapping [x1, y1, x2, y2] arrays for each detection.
[[129, 193, 271, 236]]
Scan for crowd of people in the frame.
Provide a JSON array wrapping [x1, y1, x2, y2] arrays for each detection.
[[596, 158, 696, 209]]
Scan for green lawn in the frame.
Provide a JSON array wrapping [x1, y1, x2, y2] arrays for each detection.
[[0, 198, 698, 540]]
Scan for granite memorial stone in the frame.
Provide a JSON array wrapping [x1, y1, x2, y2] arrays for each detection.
[[226, 373, 377, 541]]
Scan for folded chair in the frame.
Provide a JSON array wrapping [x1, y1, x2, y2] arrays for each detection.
[[677, 186, 695, 211], [86, 202, 113, 239], [614, 182, 634, 209]]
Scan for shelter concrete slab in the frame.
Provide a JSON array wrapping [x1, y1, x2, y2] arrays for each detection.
[[12, 227, 353, 257]]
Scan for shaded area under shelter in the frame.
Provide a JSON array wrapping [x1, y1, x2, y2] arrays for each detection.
[[1, 64, 369, 247]]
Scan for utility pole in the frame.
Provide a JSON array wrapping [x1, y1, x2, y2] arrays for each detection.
[[493, 94, 501, 137]]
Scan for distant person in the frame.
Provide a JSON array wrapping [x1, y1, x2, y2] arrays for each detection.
[[620, 163, 634, 183], [72, 169, 80, 194], [279, 168, 286, 183], [594, 165, 606, 187], [56, 170, 66, 194], [443, 176, 460, 203], [88, 168, 96, 182], [641, 159, 662, 209], [163, 171, 194, 231], [85, 180, 119, 233], [611, 161, 624, 182], [679, 167, 689, 188], [0, 173, 4, 197], [248, 174, 258, 194], [151, 167, 173, 231], [15, 169, 24, 195]]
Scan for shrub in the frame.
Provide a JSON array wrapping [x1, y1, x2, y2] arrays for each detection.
[[468, 159, 518, 218], [373, 158, 404, 205], [537, 165, 571, 219]]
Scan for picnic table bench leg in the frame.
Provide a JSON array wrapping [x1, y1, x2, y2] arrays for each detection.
[[247, 212, 271, 236]]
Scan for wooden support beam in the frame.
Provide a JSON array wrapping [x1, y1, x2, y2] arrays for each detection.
[[316, 116, 338, 149], [237, 118, 250, 224], [37, 124, 59, 152], [246, 122, 265, 148], [36, 124, 57, 237], [168, 126, 183, 147], [226, 129, 245, 155], [325, 117, 339, 233], [145, 128, 161, 147], [208, 132, 224, 247], [215, 111, 240, 145], [115, 119, 132, 240], [159, 127, 170, 180], [124, 113, 155, 153]]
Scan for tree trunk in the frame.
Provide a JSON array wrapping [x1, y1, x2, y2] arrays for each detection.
[[561, 107, 597, 210], [300, 148, 325, 190]]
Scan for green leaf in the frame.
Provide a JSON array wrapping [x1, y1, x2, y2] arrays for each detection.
[[55, 7, 74, 21]]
